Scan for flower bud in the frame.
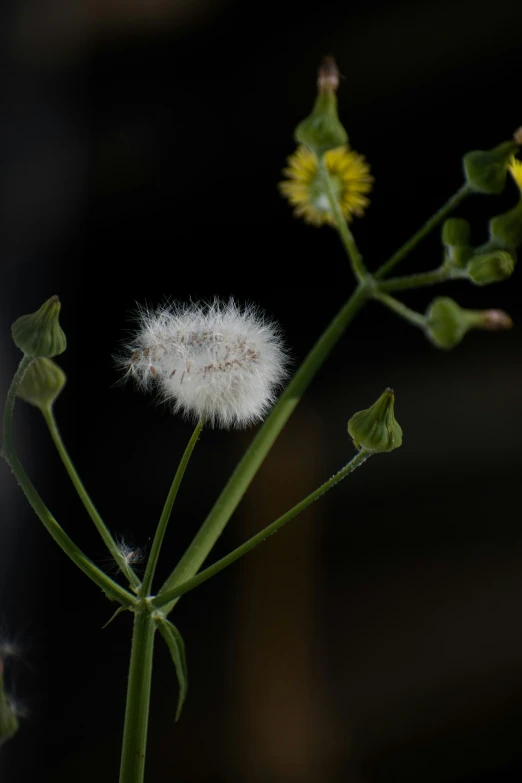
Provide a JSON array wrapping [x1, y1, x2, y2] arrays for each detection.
[[466, 250, 515, 286], [441, 218, 473, 268], [348, 388, 403, 454], [0, 665, 18, 747], [294, 57, 348, 156], [16, 358, 66, 410], [463, 141, 518, 194], [425, 296, 512, 349], [11, 296, 66, 358], [489, 200, 522, 249]]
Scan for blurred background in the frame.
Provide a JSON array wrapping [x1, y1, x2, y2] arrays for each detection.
[[1, 0, 522, 780]]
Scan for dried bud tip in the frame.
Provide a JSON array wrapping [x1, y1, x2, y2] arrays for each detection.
[[318, 57, 340, 94], [513, 127, 522, 145], [479, 309, 513, 330]]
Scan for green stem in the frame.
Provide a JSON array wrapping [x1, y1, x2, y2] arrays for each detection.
[[1, 354, 32, 457], [41, 407, 141, 592], [317, 155, 368, 282], [7, 453, 136, 606], [152, 449, 371, 611], [140, 418, 204, 597], [373, 291, 427, 329], [378, 266, 450, 293], [375, 184, 470, 280], [119, 609, 156, 783], [158, 283, 370, 608], [2, 356, 136, 607]]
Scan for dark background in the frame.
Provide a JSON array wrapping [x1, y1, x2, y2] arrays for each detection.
[[1, 0, 522, 781]]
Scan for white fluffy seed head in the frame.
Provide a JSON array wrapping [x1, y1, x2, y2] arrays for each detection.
[[118, 299, 288, 428]]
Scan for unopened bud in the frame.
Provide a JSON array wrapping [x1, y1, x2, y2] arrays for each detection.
[[513, 127, 522, 145], [466, 250, 515, 285], [463, 141, 518, 194], [489, 200, 522, 249], [442, 218, 473, 268], [348, 388, 403, 454], [11, 296, 66, 358], [16, 358, 66, 411], [0, 665, 19, 746], [425, 296, 512, 349], [294, 57, 348, 155]]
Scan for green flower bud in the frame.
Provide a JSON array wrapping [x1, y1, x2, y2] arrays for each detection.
[[11, 296, 66, 358], [489, 199, 522, 249], [466, 250, 515, 285], [441, 218, 473, 268], [348, 388, 403, 454], [16, 358, 66, 410], [0, 666, 18, 747], [294, 57, 348, 156], [463, 141, 518, 194], [425, 296, 512, 349]]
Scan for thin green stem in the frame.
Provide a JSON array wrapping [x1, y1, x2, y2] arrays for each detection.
[[317, 155, 368, 282], [1, 354, 32, 457], [41, 407, 141, 592], [152, 449, 371, 611], [7, 452, 136, 606], [378, 266, 450, 293], [158, 283, 370, 610], [140, 418, 204, 597], [2, 356, 136, 607], [119, 609, 156, 783], [373, 291, 427, 329], [375, 184, 471, 280]]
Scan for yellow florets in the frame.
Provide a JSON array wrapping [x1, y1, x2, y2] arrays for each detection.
[[509, 156, 522, 191], [279, 145, 373, 227]]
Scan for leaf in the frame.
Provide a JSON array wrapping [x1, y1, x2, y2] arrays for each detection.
[[158, 620, 188, 721]]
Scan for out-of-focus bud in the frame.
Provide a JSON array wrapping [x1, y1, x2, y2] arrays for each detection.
[[0, 663, 19, 747], [463, 141, 518, 194], [441, 217, 473, 268], [425, 296, 512, 349], [11, 296, 66, 358], [294, 57, 349, 156], [489, 200, 522, 249], [466, 250, 515, 285], [348, 388, 403, 453], [16, 358, 66, 411]]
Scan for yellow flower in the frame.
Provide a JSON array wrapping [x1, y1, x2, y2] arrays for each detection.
[[279, 145, 373, 227], [509, 156, 522, 191]]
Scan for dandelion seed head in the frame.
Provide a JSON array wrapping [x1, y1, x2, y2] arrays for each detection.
[[118, 299, 288, 428]]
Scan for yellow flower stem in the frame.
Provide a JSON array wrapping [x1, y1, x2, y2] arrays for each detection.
[[317, 154, 368, 282], [41, 406, 141, 592], [375, 184, 471, 280], [378, 266, 451, 293], [372, 290, 426, 329], [150, 449, 372, 611]]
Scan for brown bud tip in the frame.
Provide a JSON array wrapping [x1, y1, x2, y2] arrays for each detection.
[[513, 127, 522, 145], [318, 56, 340, 94], [480, 309, 513, 330]]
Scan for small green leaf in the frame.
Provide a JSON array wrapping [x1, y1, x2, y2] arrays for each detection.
[[158, 620, 188, 721]]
